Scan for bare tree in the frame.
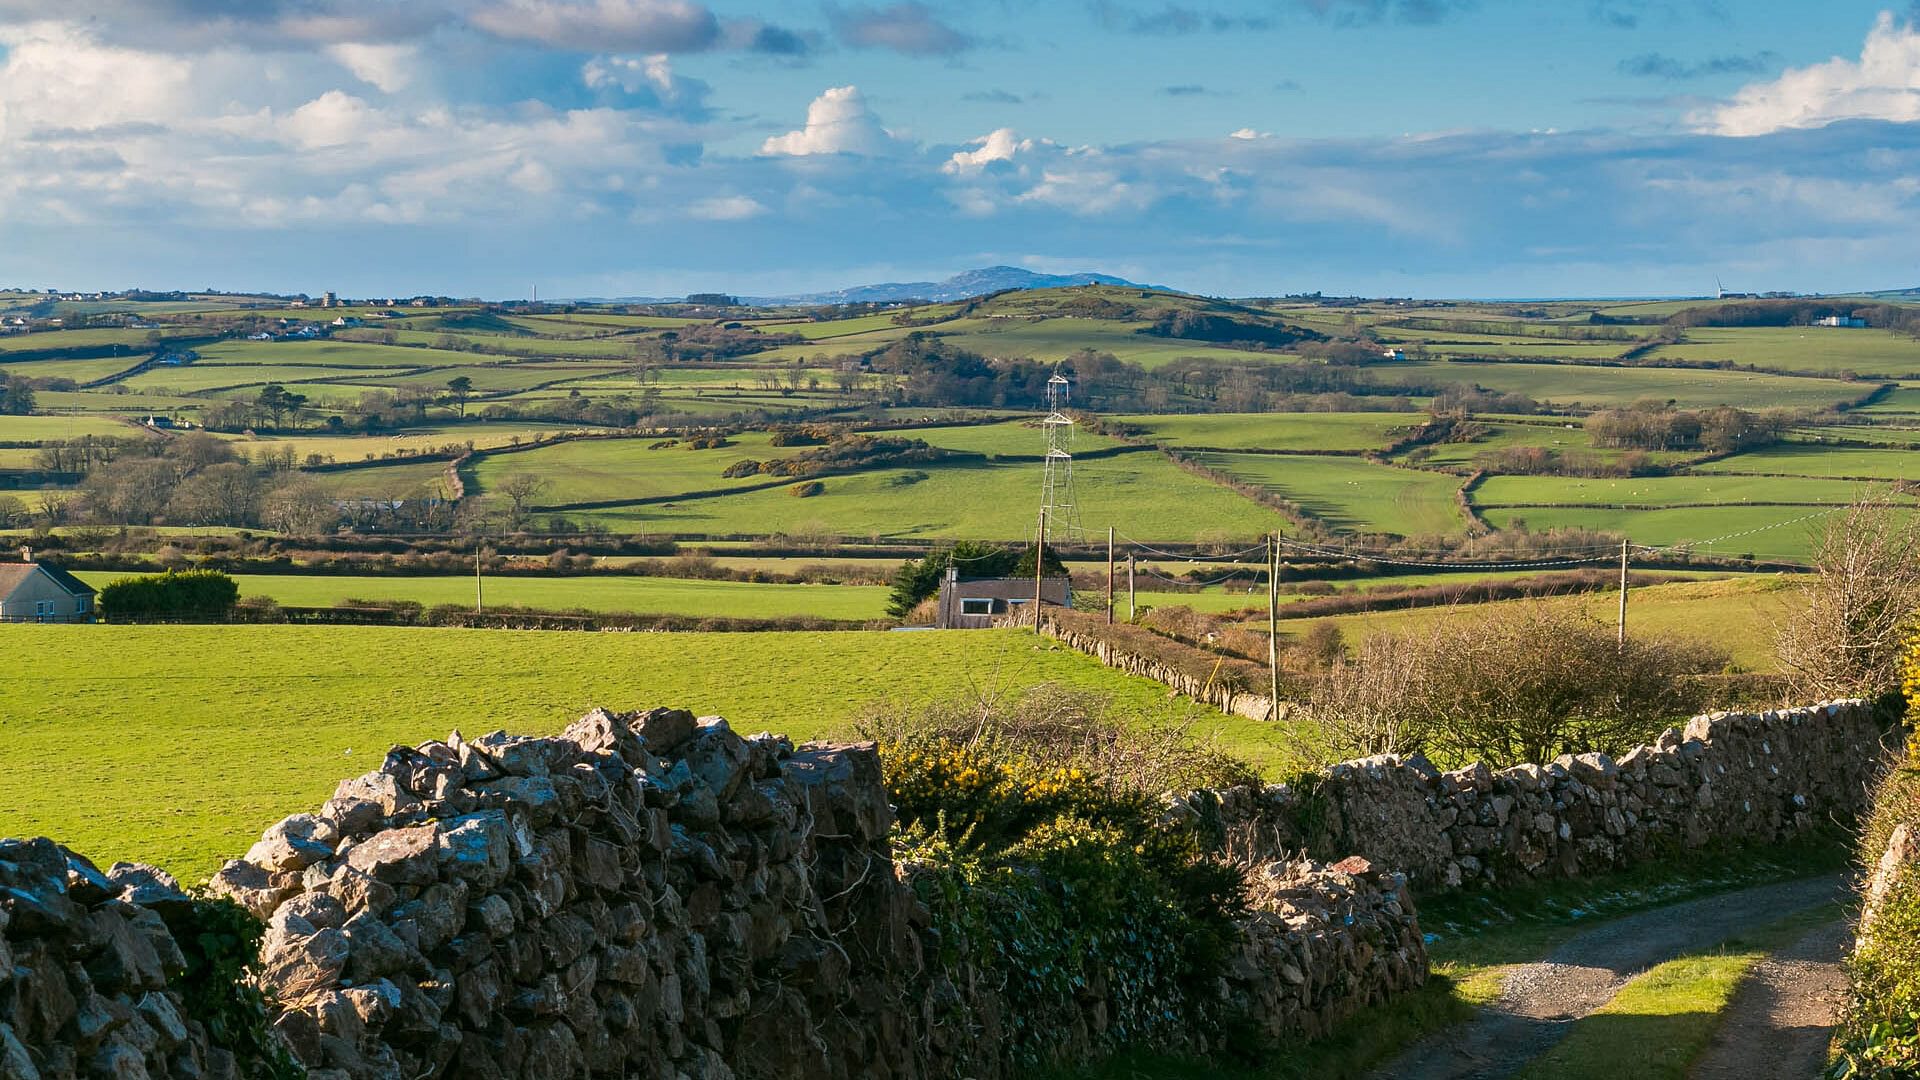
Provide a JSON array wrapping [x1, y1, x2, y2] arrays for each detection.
[[495, 472, 551, 525], [1775, 491, 1920, 701]]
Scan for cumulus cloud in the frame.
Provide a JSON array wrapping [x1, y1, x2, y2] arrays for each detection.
[[1703, 13, 1920, 135], [944, 128, 1037, 174], [326, 43, 419, 93], [760, 86, 895, 156], [826, 3, 973, 55], [469, 0, 722, 52]]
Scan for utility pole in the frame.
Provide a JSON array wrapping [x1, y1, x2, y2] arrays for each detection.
[[475, 543, 484, 614], [1617, 539, 1629, 645], [1033, 508, 1047, 631], [1106, 526, 1115, 624], [1267, 532, 1280, 712], [1127, 552, 1136, 622]]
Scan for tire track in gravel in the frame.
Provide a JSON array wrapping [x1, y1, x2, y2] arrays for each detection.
[[1372, 873, 1849, 1080]]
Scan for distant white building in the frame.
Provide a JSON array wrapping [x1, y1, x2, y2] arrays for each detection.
[[1381, 347, 1408, 360], [1815, 315, 1867, 328]]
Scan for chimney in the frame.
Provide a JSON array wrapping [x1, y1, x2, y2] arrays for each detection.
[[19, 545, 31, 563]]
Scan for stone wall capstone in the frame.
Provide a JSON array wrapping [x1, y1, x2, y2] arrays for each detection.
[[1171, 700, 1893, 889]]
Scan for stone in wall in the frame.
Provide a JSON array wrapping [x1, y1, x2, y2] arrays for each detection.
[[0, 838, 226, 1080], [1174, 701, 1894, 890]]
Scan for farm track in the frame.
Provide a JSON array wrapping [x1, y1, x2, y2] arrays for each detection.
[[1374, 874, 1848, 1080], [1689, 918, 1849, 1080]]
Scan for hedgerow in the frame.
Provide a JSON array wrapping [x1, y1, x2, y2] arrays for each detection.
[[1828, 635, 1920, 1078]]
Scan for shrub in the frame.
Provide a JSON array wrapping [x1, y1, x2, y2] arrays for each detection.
[[1831, 728, 1920, 1079], [869, 685, 1250, 1067], [99, 569, 240, 618], [1298, 599, 1726, 767], [788, 480, 825, 498], [1778, 492, 1920, 702]]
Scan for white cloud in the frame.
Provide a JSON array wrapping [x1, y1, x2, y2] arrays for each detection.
[[760, 86, 894, 156], [690, 194, 767, 220], [944, 128, 1035, 174], [1702, 13, 1920, 136], [1230, 127, 1272, 140], [470, 0, 721, 52], [326, 43, 418, 94]]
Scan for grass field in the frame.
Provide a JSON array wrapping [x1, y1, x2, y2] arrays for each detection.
[[0, 327, 195, 352], [1190, 452, 1466, 536], [1694, 444, 1920, 479], [0, 414, 146, 440], [1380, 361, 1869, 410], [71, 571, 893, 620], [0, 624, 1280, 879], [1114, 412, 1419, 451], [578, 452, 1284, 540], [1472, 473, 1874, 509], [1300, 577, 1801, 670], [1649, 327, 1920, 376]]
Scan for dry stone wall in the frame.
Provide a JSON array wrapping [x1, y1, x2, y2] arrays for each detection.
[[0, 839, 225, 1080], [182, 707, 1422, 1079], [1172, 700, 1892, 889]]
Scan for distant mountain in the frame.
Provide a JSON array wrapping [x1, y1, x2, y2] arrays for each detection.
[[741, 266, 1171, 307]]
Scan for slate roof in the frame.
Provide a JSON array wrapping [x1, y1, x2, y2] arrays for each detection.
[[0, 562, 96, 597]]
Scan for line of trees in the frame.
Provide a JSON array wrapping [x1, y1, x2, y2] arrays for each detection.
[[1585, 402, 1792, 453]]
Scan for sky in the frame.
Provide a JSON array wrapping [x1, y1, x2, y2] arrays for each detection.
[[2, 1, 1920, 299]]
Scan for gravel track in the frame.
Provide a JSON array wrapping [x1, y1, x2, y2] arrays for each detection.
[[1372, 873, 1849, 1080], [1688, 917, 1850, 1080]]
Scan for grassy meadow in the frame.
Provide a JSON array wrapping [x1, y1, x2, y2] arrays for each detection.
[[0, 624, 1277, 879], [71, 571, 893, 620]]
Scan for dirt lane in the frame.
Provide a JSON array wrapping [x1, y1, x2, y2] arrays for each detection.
[[1373, 874, 1849, 1080], [1689, 918, 1850, 1080]]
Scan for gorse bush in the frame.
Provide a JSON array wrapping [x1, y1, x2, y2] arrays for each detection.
[[868, 685, 1249, 1068]]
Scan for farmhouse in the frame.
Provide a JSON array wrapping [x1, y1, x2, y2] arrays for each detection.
[[1816, 315, 1868, 328], [0, 555, 96, 622], [935, 566, 1072, 629]]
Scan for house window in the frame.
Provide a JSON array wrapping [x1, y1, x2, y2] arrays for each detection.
[[35, 600, 55, 620], [76, 597, 89, 614], [960, 598, 995, 616]]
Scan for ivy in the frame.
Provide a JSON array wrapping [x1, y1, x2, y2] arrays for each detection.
[[164, 898, 306, 1080]]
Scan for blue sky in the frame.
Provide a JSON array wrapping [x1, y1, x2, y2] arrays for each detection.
[[2, 0, 1919, 298]]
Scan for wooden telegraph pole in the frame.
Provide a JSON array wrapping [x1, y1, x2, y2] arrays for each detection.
[[1106, 526, 1116, 624], [475, 543, 484, 614], [1267, 532, 1280, 712], [1617, 539, 1629, 644]]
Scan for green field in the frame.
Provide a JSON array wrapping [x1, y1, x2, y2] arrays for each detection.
[[1695, 444, 1920, 479], [0, 624, 1277, 879], [1479, 505, 1847, 560], [1189, 452, 1466, 536], [579, 452, 1283, 540], [1306, 577, 1802, 671], [0, 414, 146, 440], [1473, 473, 1876, 509], [0, 326, 194, 352], [72, 571, 892, 620], [1381, 361, 1868, 410], [1114, 412, 1419, 451], [1649, 327, 1920, 376]]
